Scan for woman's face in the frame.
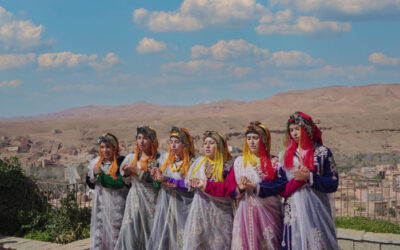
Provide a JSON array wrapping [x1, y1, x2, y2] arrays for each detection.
[[137, 133, 151, 153], [170, 137, 183, 158], [203, 137, 217, 159], [246, 133, 260, 155], [100, 141, 115, 162], [289, 123, 300, 143]]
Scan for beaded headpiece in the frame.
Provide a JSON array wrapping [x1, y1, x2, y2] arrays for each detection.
[[136, 125, 158, 149], [95, 132, 120, 179], [202, 130, 232, 161], [245, 121, 270, 151], [170, 127, 195, 157], [97, 132, 119, 153]]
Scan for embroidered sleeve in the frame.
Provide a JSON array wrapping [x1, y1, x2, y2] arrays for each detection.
[[256, 167, 288, 198], [279, 168, 306, 198], [86, 174, 96, 189], [310, 147, 339, 193], [166, 178, 188, 191], [96, 172, 125, 189], [204, 168, 238, 198]]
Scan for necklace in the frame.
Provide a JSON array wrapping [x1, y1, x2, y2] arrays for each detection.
[[174, 156, 183, 163], [171, 161, 183, 172], [205, 160, 215, 179]]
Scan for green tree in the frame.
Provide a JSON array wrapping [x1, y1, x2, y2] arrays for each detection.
[[0, 157, 48, 235]]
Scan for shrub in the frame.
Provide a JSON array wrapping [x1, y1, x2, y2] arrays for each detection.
[[23, 192, 91, 244], [0, 157, 91, 244], [335, 216, 400, 234], [0, 157, 48, 235]]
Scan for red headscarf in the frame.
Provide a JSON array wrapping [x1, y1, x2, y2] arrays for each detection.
[[244, 121, 275, 181], [283, 112, 323, 172]]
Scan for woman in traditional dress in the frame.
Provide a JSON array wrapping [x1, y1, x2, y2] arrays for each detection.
[[146, 127, 196, 250], [86, 132, 128, 250], [279, 112, 339, 250], [191, 121, 286, 250], [182, 130, 233, 250], [115, 126, 161, 250]]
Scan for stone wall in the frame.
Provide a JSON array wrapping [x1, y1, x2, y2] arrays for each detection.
[[338, 228, 400, 250]]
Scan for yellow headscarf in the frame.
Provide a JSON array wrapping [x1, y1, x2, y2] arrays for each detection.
[[191, 130, 231, 182]]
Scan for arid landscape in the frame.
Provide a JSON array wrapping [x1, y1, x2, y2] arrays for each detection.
[[0, 84, 399, 172]]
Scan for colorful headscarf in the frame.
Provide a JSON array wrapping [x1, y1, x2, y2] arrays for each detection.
[[132, 125, 159, 171], [243, 121, 275, 181], [94, 132, 120, 179], [282, 112, 323, 172], [191, 130, 232, 182], [160, 127, 195, 178]]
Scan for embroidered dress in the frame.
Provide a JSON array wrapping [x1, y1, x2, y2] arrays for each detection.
[[204, 156, 285, 250], [182, 156, 234, 250], [115, 153, 161, 250], [279, 112, 339, 250], [87, 156, 128, 250], [281, 146, 339, 250], [147, 154, 195, 250]]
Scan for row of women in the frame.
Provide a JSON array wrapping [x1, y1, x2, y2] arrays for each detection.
[[86, 111, 339, 250]]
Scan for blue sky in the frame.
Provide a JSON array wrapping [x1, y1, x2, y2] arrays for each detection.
[[0, 0, 399, 117]]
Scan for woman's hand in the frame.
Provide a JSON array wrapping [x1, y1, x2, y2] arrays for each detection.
[[189, 178, 204, 189], [122, 163, 139, 177], [154, 170, 164, 182], [93, 166, 102, 175], [294, 165, 309, 182], [238, 176, 247, 190], [244, 182, 257, 192], [240, 176, 256, 192], [151, 168, 160, 178]]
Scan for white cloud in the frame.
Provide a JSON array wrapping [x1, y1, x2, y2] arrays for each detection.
[[89, 52, 123, 71], [233, 66, 252, 77], [0, 6, 50, 51], [133, 0, 265, 32], [48, 84, 103, 92], [136, 37, 167, 54], [270, 50, 323, 67], [161, 59, 228, 75], [191, 39, 322, 67], [0, 53, 36, 70], [256, 15, 351, 35], [191, 39, 269, 60], [133, 1, 353, 36], [38, 52, 98, 68], [270, 0, 400, 19], [368, 52, 399, 66], [283, 64, 374, 80], [0, 79, 21, 88], [347, 65, 375, 79]]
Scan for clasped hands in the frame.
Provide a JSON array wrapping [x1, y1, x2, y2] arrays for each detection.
[[121, 163, 140, 177], [189, 178, 205, 190], [150, 168, 176, 188], [238, 176, 256, 192], [93, 165, 103, 176], [293, 165, 310, 182], [188, 176, 257, 193]]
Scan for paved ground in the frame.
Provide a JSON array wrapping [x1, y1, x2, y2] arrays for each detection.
[[0, 236, 90, 250]]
